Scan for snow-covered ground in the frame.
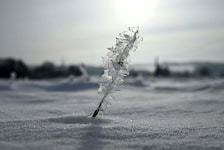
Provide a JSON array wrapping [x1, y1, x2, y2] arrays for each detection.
[[0, 77, 224, 150]]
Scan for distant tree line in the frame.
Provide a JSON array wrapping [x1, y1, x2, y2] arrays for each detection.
[[149, 58, 224, 78], [0, 58, 29, 78], [0, 58, 82, 79], [128, 59, 224, 78], [152, 62, 224, 78], [0, 58, 223, 79]]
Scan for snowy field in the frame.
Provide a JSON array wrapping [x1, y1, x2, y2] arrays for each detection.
[[0, 77, 224, 150]]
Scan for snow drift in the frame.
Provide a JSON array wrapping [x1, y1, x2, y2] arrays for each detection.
[[0, 78, 224, 149]]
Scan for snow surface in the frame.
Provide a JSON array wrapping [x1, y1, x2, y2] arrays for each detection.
[[0, 78, 224, 150]]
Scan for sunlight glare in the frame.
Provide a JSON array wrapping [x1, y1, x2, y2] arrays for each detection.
[[111, 0, 158, 26]]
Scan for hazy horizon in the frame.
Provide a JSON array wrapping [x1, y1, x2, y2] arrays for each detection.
[[1, 0, 224, 65]]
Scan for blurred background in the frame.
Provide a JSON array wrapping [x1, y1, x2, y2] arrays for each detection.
[[0, 0, 224, 79]]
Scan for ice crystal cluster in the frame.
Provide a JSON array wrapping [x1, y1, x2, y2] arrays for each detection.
[[92, 27, 142, 118]]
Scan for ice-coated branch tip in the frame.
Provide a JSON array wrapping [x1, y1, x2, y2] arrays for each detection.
[[92, 27, 142, 118]]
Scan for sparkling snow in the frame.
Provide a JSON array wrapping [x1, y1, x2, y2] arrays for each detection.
[[0, 78, 224, 149]]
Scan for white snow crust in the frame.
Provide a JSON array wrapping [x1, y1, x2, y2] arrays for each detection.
[[0, 78, 224, 149]]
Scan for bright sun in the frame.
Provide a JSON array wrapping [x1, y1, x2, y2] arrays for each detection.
[[111, 0, 157, 26]]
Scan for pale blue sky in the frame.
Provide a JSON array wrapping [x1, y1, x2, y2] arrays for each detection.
[[0, 0, 224, 65]]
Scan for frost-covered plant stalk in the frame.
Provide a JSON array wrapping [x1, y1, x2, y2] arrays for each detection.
[[92, 27, 142, 118]]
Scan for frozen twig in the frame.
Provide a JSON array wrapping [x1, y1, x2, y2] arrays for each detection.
[[92, 27, 142, 118]]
